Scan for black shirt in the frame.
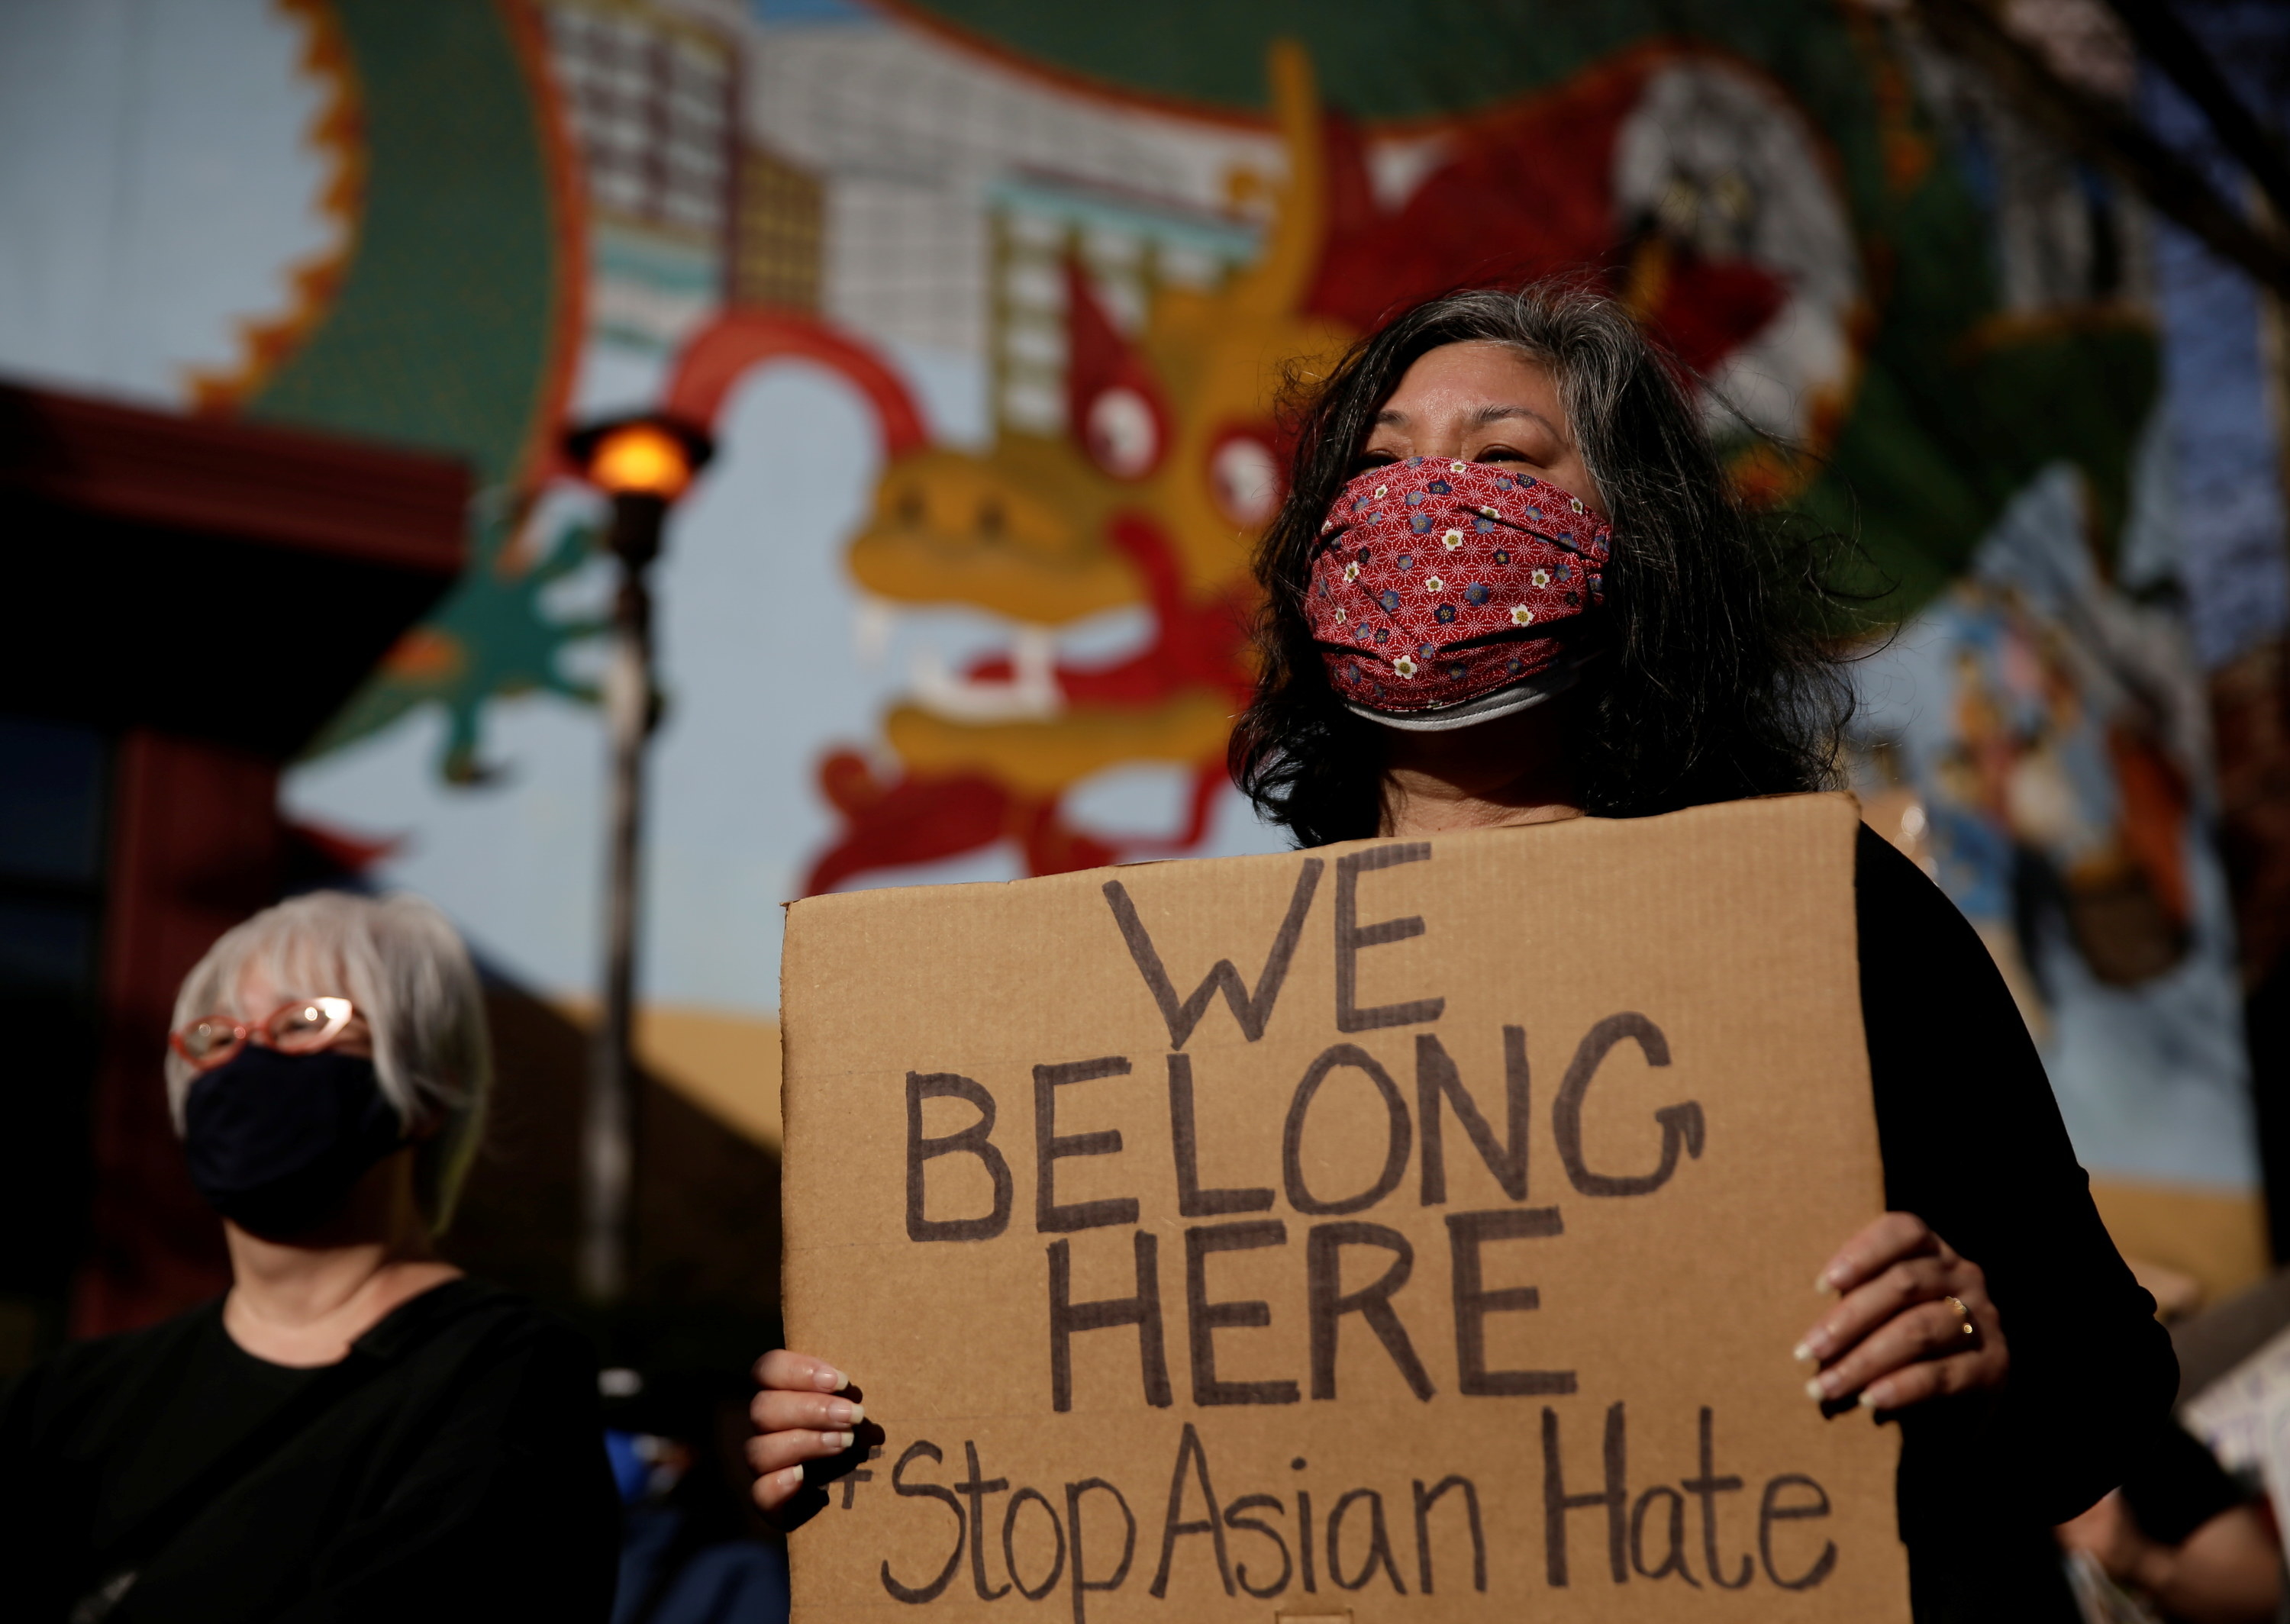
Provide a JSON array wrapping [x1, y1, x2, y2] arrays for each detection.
[[1856, 826, 2179, 1622], [92, 1310, 325, 1562], [0, 1277, 620, 1622]]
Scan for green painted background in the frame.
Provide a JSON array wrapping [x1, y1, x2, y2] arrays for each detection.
[[248, 0, 593, 778]]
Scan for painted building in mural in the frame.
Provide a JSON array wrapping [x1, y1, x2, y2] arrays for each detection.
[[2, 0, 2283, 1287]]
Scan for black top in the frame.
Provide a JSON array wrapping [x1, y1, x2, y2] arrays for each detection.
[[0, 1278, 620, 1622], [1856, 826, 2179, 1622]]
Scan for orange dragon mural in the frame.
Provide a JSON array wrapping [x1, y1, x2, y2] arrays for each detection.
[[663, 39, 1870, 892]]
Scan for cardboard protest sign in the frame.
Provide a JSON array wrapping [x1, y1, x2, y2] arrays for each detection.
[[780, 792, 1908, 1622]]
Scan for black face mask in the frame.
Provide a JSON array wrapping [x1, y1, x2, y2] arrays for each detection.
[[183, 1046, 405, 1238]]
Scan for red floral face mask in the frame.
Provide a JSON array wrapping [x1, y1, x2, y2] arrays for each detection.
[[1305, 455, 1611, 721]]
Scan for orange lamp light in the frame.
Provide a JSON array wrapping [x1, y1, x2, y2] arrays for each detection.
[[585, 422, 696, 500]]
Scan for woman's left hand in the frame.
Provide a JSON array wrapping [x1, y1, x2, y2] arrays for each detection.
[[1796, 1211, 2008, 1411]]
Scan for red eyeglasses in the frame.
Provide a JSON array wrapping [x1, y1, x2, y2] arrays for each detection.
[[169, 997, 360, 1072]]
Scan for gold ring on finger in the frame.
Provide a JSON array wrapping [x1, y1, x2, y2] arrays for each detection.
[[1944, 1295, 1975, 1338]]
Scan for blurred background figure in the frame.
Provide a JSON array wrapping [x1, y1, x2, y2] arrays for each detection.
[[0, 893, 618, 1621], [604, 1368, 791, 1624], [2057, 1262, 2290, 1623], [2058, 1428, 2281, 1623]]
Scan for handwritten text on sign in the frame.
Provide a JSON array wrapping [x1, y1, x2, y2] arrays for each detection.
[[780, 799, 1908, 1622]]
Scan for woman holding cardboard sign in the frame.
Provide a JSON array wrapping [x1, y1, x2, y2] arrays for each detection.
[[750, 283, 2175, 1621]]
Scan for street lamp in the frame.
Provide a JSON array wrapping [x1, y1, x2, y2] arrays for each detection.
[[563, 411, 714, 1302]]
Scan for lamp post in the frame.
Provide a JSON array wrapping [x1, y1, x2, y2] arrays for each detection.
[[563, 413, 714, 1302]]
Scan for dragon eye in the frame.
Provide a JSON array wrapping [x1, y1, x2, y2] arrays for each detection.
[[1209, 434, 1282, 526], [1085, 388, 1161, 479]]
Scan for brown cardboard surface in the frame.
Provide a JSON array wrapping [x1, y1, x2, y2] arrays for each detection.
[[780, 793, 1908, 1621]]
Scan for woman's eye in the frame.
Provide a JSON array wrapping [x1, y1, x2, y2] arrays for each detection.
[[1474, 445, 1527, 463]]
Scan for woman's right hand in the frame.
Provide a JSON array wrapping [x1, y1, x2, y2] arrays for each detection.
[[747, 1349, 864, 1519]]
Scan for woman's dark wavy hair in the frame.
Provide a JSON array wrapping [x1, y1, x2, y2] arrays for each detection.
[[1230, 280, 1855, 846]]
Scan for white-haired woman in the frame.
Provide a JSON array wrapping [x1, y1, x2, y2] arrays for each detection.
[[0, 891, 618, 1622]]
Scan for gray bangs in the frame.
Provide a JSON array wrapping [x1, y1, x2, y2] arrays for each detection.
[[165, 891, 492, 1232]]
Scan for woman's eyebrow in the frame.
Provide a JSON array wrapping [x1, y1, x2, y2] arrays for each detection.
[[1372, 404, 1558, 432], [1476, 404, 1554, 430]]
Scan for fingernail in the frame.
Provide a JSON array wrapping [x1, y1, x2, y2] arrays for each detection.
[[1792, 1341, 1815, 1364], [822, 1430, 854, 1452], [1804, 1378, 1826, 1401], [827, 1400, 863, 1426], [1859, 1389, 1879, 1410], [815, 1368, 847, 1392], [781, 1465, 805, 1489], [1815, 1271, 1834, 1294]]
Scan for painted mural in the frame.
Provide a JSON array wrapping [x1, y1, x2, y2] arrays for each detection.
[[772, 39, 1872, 888], [1854, 451, 2254, 1194], [0, 0, 2280, 1243]]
